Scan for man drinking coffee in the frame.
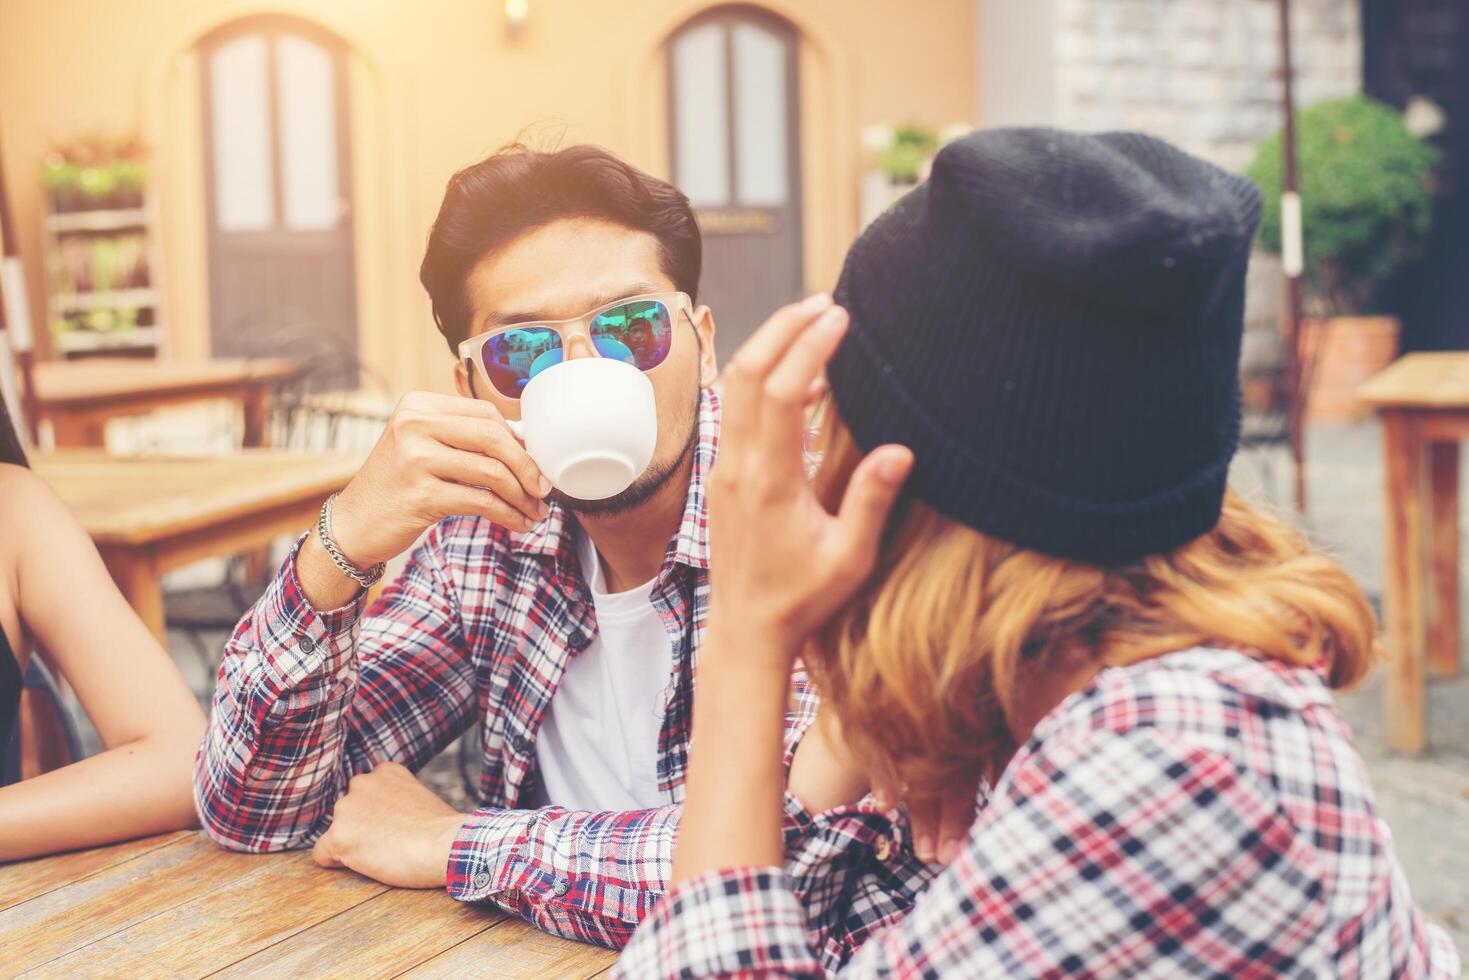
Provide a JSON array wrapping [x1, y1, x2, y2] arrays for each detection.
[[194, 145, 915, 957]]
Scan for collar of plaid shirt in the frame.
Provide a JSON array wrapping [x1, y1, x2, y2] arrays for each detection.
[[484, 387, 718, 808]]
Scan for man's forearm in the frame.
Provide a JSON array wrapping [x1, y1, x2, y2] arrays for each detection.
[[449, 801, 682, 947], [197, 538, 365, 851]]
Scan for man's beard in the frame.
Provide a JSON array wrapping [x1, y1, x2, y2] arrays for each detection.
[[554, 388, 701, 519]]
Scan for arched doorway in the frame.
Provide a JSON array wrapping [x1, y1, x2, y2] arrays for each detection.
[[667, 6, 803, 364], [198, 17, 358, 382]]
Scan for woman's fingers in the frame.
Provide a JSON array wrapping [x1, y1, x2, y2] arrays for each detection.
[[759, 306, 849, 462], [909, 797, 940, 863], [903, 779, 980, 866], [721, 293, 835, 456], [936, 788, 977, 865], [833, 445, 913, 576], [761, 305, 847, 406]]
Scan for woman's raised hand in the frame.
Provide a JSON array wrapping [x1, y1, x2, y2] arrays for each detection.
[[707, 293, 913, 660]]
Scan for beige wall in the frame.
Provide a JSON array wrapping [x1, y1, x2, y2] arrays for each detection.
[[977, 0, 1056, 127], [0, 0, 975, 394]]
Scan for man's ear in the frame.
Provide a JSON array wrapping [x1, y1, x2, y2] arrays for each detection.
[[453, 359, 475, 399], [691, 305, 718, 388]]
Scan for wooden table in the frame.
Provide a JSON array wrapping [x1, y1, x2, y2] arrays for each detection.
[[33, 358, 298, 448], [1359, 352, 1468, 753], [0, 832, 618, 978], [32, 450, 362, 640]]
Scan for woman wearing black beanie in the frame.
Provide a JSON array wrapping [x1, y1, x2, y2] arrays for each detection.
[[615, 129, 1460, 978]]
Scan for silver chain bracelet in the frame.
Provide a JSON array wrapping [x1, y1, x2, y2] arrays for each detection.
[[317, 492, 385, 588]]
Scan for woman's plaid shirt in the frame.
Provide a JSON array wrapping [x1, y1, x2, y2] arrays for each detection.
[[194, 390, 922, 958], [615, 647, 1462, 978]]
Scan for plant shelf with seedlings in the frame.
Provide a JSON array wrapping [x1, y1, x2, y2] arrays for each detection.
[[40, 133, 165, 360], [45, 208, 151, 234], [50, 288, 160, 312], [53, 327, 159, 355]]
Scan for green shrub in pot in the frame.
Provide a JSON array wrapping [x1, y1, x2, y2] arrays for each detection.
[[1247, 95, 1438, 316], [42, 158, 83, 213], [111, 158, 148, 209], [877, 124, 940, 184]]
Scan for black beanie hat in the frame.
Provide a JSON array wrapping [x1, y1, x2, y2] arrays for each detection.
[[828, 128, 1263, 566]]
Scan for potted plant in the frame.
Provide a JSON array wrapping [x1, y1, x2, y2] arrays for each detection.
[[41, 135, 150, 213], [1247, 95, 1438, 422], [860, 122, 969, 227]]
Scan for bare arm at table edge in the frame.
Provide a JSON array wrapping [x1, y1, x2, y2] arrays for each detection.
[[0, 464, 206, 862]]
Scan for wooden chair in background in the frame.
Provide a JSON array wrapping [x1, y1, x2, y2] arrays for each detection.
[[4, 657, 82, 783]]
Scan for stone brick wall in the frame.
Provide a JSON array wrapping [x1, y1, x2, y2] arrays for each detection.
[[1052, 0, 1361, 173]]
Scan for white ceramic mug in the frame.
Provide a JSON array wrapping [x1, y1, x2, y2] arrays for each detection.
[[504, 357, 658, 500]]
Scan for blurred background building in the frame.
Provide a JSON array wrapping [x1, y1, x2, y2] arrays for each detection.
[[980, 0, 1466, 356], [0, 0, 976, 389], [2, 0, 1463, 384]]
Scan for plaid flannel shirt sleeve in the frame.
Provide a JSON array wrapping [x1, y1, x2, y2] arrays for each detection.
[[195, 525, 478, 852], [434, 663, 837, 951], [614, 723, 1344, 979], [779, 792, 936, 972]]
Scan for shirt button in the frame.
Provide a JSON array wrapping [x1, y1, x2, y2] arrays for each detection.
[[297, 636, 316, 654], [472, 870, 491, 890], [510, 734, 529, 755], [873, 835, 892, 863], [552, 876, 570, 897]]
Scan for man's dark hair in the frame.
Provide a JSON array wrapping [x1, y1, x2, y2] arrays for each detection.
[[420, 143, 702, 352]]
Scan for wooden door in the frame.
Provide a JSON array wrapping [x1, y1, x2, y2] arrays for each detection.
[[1363, 0, 1469, 350], [200, 20, 358, 381], [668, 8, 804, 365]]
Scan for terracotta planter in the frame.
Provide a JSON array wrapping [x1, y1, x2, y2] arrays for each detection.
[[1298, 316, 1401, 423]]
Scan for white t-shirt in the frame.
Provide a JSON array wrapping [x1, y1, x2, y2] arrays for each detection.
[[532, 529, 675, 811]]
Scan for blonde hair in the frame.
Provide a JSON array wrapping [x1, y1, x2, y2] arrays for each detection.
[[808, 416, 1379, 795]]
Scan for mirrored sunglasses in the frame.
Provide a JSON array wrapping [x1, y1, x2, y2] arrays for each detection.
[[463, 294, 684, 399]]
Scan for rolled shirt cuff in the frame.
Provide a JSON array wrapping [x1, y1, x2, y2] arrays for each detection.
[[251, 534, 366, 705]]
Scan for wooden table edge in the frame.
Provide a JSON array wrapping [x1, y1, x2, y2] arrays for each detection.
[[33, 452, 362, 546], [34, 361, 300, 410], [3, 835, 619, 979], [0, 831, 193, 913], [205, 899, 514, 979]]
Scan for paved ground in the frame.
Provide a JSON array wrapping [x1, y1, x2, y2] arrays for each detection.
[[94, 415, 1466, 957], [1235, 422, 1469, 951]]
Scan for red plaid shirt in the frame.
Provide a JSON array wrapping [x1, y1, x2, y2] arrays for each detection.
[[615, 647, 1462, 978], [195, 391, 918, 957]]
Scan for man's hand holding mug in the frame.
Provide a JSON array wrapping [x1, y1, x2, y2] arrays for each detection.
[[297, 391, 551, 611]]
